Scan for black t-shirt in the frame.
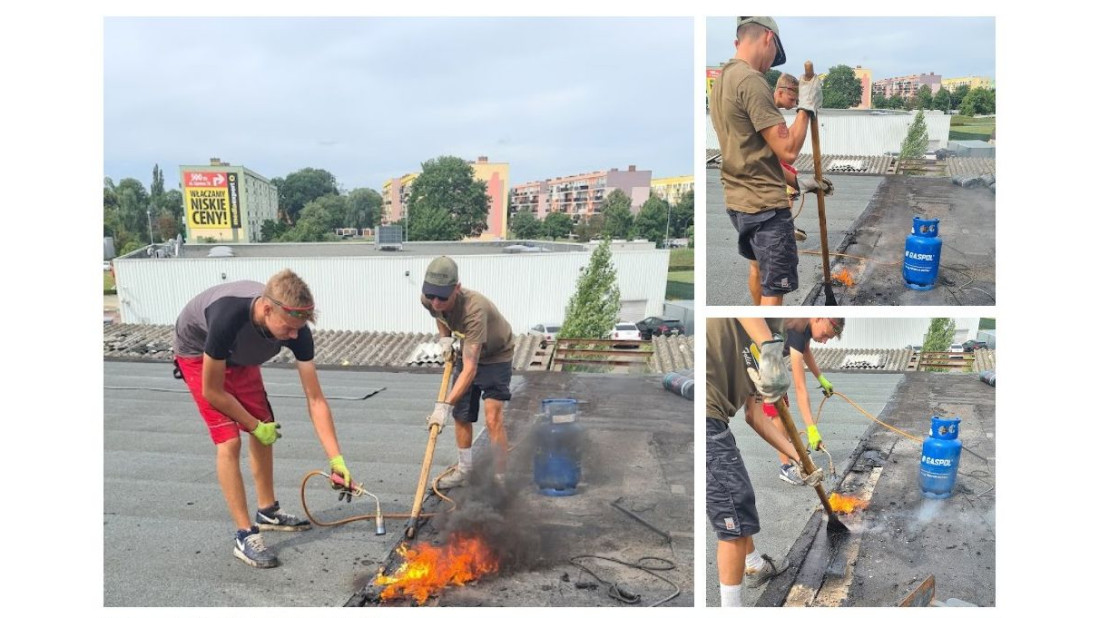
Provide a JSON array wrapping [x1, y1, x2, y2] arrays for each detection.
[[784, 324, 812, 357], [174, 280, 314, 366]]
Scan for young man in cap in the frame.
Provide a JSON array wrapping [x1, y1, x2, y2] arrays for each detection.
[[422, 256, 515, 488], [173, 269, 354, 568], [710, 16, 824, 305], [763, 318, 844, 485], [707, 318, 824, 606]]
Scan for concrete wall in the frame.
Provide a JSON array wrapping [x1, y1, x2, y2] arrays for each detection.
[[113, 249, 670, 334]]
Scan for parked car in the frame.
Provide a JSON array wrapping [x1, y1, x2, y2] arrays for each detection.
[[530, 323, 562, 348], [636, 316, 685, 340], [608, 322, 643, 346], [961, 339, 989, 352], [948, 344, 965, 358]]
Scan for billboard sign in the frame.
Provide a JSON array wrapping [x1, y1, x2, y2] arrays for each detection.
[[183, 170, 241, 229]]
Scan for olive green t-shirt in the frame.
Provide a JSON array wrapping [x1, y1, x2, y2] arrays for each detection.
[[706, 318, 785, 423], [710, 58, 789, 214], [421, 288, 514, 364]]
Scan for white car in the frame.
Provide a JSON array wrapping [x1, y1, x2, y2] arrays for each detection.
[[530, 323, 562, 348], [948, 344, 965, 358], [608, 322, 642, 344]]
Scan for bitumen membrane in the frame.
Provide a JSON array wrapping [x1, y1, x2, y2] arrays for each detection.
[[756, 372, 996, 607]]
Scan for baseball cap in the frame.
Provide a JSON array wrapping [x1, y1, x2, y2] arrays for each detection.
[[423, 256, 459, 298], [737, 16, 786, 67]]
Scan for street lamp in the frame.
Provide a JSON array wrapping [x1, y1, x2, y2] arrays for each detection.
[[146, 207, 154, 245]]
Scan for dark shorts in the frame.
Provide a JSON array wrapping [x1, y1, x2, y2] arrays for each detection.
[[727, 208, 799, 296], [706, 417, 760, 540], [453, 361, 513, 423], [176, 355, 274, 444]]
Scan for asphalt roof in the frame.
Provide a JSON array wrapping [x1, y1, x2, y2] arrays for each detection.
[[104, 361, 693, 607]]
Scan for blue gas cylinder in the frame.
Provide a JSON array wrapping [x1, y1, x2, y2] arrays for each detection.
[[902, 217, 943, 291], [533, 398, 583, 496], [919, 416, 962, 499]]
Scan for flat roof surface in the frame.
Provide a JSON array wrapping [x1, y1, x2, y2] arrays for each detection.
[[815, 175, 995, 306], [755, 372, 995, 607], [707, 172, 885, 306], [164, 240, 588, 259], [104, 362, 692, 607]]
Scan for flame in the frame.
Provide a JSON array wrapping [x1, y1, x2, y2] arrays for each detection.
[[375, 533, 499, 605], [831, 269, 855, 287], [828, 492, 869, 514]]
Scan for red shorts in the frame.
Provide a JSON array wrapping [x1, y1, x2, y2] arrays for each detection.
[[176, 355, 274, 444], [761, 394, 790, 419]]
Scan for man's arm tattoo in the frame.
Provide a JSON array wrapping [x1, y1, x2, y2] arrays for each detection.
[[463, 342, 482, 365]]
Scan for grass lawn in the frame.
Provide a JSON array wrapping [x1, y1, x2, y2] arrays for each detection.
[[104, 271, 115, 293], [666, 270, 694, 284], [949, 115, 995, 141], [669, 247, 693, 270]]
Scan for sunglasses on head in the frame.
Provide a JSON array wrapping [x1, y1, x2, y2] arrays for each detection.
[[266, 296, 314, 320]]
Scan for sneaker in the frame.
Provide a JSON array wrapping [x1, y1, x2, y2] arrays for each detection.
[[234, 527, 278, 568], [779, 463, 804, 486], [745, 554, 789, 588], [255, 501, 311, 532], [436, 467, 469, 490], [794, 228, 808, 242]]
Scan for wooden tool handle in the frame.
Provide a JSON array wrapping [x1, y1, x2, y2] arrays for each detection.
[[774, 395, 837, 518], [804, 61, 815, 80], [406, 359, 455, 537]]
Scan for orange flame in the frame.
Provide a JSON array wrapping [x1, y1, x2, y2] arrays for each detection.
[[832, 269, 855, 287], [375, 533, 499, 605], [828, 492, 869, 514]]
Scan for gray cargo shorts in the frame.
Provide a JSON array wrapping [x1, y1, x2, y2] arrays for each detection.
[[706, 417, 760, 540], [727, 207, 799, 296], [452, 360, 513, 423]]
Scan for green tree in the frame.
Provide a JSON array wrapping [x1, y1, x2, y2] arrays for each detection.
[[345, 187, 381, 230], [575, 214, 605, 243], [542, 211, 574, 240], [280, 197, 343, 242], [602, 189, 635, 239], [509, 211, 542, 239], [959, 87, 995, 116], [116, 178, 152, 243], [822, 65, 862, 109], [887, 95, 906, 110], [261, 219, 289, 242], [274, 168, 339, 224], [922, 318, 956, 352], [633, 195, 670, 244], [932, 87, 952, 113], [952, 84, 970, 110], [872, 92, 887, 109], [899, 109, 930, 160], [407, 155, 489, 238], [559, 237, 621, 340], [150, 164, 165, 200], [408, 204, 461, 241], [764, 69, 781, 89], [668, 190, 694, 238], [915, 85, 934, 110]]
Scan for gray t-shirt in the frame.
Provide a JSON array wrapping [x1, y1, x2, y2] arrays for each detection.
[[173, 280, 314, 366]]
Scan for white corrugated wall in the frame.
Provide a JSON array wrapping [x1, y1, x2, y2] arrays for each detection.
[[706, 111, 952, 156], [808, 317, 980, 349], [113, 250, 670, 333]]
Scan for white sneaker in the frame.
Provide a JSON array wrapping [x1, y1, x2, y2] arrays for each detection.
[[436, 467, 469, 489], [779, 463, 805, 486]]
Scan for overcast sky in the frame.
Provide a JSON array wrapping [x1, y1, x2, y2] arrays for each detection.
[[104, 17, 692, 193], [707, 17, 995, 81]]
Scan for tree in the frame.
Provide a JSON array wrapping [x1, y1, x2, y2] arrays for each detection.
[[959, 87, 995, 116], [261, 219, 289, 242], [932, 87, 952, 113], [509, 211, 542, 239], [952, 84, 971, 110], [633, 195, 670, 244], [915, 85, 934, 110], [274, 168, 339, 224], [151, 164, 165, 200], [922, 318, 956, 352], [407, 155, 489, 238], [602, 189, 634, 239], [116, 178, 152, 243], [574, 214, 605, 243], [559, 237, 621, 340], [542, 211, 574, 240], [281, 197, 343, 242], [822, 64, 862, 109], [872, 92, 887, 109], [345, 188, 381, 230], [764, 69, 781, 89], [668, 190, 694, 238], [408, 204, 461, 241], [899, 109, 930, 160], [887, 95, 906, 110]]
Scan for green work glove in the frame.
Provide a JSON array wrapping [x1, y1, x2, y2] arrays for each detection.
[[251, 421, 281, 446], [807, 424, 823, 451], [818, 374, 834, 397]]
